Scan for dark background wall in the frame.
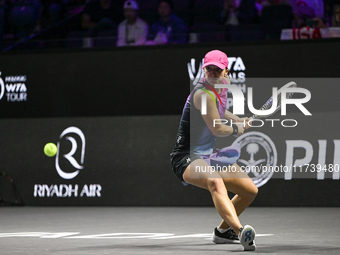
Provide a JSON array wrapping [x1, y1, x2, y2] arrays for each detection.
[[0, 39, 339, 206], [1, 39, 339, 118]]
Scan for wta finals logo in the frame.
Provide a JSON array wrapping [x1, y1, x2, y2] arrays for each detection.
[[233, 131, 277, 187]]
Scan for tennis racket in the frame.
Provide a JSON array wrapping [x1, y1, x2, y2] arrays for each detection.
[[249, 81, 297, 120]]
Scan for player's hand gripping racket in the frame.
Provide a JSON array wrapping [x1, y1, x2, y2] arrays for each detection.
[[248, 81, 297, 120]]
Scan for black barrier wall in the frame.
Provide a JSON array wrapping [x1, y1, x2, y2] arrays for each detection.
[[0, 39, 340, 206], [1, 39, 340, 118], [0, 114, 339, 206]]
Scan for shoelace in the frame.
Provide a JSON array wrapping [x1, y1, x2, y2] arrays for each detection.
[[227, 228, 239, 239]]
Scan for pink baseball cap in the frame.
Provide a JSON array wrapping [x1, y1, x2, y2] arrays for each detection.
[[202, 50, 229, 70]]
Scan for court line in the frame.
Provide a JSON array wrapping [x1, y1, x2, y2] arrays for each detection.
[[0, 232, 273, 239]]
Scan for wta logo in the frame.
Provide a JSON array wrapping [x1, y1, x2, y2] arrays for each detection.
[[0, 71, 28, 102], [55, 127, 86, 179]]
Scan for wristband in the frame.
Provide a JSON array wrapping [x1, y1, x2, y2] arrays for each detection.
[[231, 124, 238, 136]]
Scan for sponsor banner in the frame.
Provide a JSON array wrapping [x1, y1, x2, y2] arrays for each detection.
[[0, 114, 339, 206], [33, 126, 102, 199], [0, 116, 180, 206]]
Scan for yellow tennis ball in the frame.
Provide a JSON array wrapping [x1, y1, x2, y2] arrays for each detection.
[[44, 143, 58, 157]]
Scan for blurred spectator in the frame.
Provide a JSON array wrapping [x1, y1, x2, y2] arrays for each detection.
[[81, 0, 123, 37], [8, 0, 42, 39], [116, 0, 148, 46], [40, 0, 68, 28], [238, 0, 259, 23], [256, 0, 291, 18], [314, 6, 340, 27], [332, 6, 340, 26], [147, 0, 188, 45], [0, 0, 5, 40], [255, 0, 273, 16], [219, 0, 259, 25], [219, 0, 240, 25], [287, 0, 324, 27]]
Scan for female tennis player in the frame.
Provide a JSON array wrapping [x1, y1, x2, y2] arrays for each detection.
[[170, 50, 258, 251]]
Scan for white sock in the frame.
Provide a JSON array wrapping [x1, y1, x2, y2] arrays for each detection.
[[217, 226, 230, 233]]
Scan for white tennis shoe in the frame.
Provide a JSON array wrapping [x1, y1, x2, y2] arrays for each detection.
[[239, 225, 256, 251]]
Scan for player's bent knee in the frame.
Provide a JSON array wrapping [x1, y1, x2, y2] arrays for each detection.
[[207, 178, 225, 193], [252, 186, 258, 198], [246, 185, 258, 201]]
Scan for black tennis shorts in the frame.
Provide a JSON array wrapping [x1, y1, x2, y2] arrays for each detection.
[[170, 152, 201, 182]]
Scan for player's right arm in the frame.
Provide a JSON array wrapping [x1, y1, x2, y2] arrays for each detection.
[[193, 89, 244, 137]]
